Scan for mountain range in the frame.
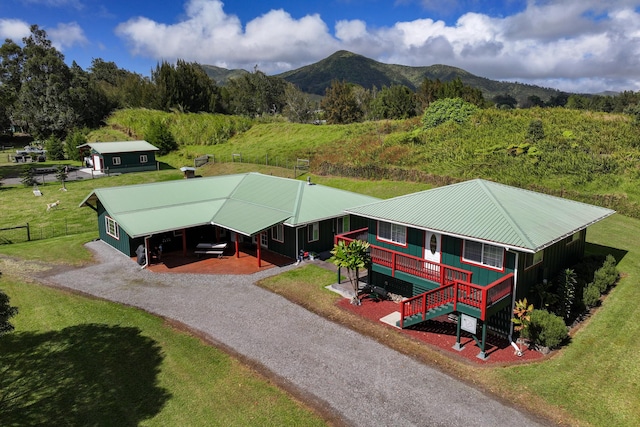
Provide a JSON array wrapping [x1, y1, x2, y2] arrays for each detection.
[[201, 50, 566, 103]]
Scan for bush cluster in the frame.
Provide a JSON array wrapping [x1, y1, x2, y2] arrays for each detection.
[[522, 309, 568, 349], [583, 254, 618, 308]]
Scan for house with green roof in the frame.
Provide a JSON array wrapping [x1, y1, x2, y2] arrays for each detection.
[[77, 141, 159, 173], [80, 172, 380, 266], [338, 179, 614, 358]]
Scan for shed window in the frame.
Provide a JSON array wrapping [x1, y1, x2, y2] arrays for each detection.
[[271, 224, 284, 243], [308, 222, 319, 242], [463, 240, 503, 269], [112, 156, 121, 166], [377, 221, 406, 245], [105, 216, 120, 240], [140, 154, 148, 163]]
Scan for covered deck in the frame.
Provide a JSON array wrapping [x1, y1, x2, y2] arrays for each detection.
[[140, 246, 294, 275]]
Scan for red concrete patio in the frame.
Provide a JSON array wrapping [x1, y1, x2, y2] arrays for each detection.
[[142, 247, 295, 275]]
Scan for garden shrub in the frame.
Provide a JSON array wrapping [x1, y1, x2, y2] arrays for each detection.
[[593, 255, 618, 294], [522, 309, 568, 349], [582, 282, 601, 308]]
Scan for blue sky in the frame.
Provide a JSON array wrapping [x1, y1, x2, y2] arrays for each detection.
[[1, 0, 639, 93]]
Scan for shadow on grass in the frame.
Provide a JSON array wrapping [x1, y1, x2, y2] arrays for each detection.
[[585, 242, 628, 264], [0, 324, 171, 425]]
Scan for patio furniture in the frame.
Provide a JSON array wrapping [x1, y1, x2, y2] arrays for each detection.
[[195, 242, 227, 258]]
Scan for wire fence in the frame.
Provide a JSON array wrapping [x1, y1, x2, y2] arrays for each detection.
[[196, 154, 310, 177], [0, 221, 95, 245]]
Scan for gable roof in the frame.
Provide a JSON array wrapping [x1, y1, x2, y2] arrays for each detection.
[[345, 179, 615, 253], [80, 173, 380, 238], [77, 141, 159, 154]]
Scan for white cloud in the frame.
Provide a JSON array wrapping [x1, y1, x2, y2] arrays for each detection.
[[114, 0, 640, 92], [116, 0, 337, 73], [0, 19, 31, 40], [47, 22, 88, 51]]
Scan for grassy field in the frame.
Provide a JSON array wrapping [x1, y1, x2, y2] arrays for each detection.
[[0, 236, 326, 426], [3, 110, 640, 425]]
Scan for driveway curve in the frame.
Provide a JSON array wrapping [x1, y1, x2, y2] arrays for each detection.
[[41, 241, 548, 427]]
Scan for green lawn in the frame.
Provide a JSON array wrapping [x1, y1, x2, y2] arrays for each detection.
[[490, 213, 640, 426], [3, 159, 639, 425], [0, 249, 326, 425]]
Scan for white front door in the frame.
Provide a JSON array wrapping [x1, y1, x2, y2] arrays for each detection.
[[424, 231, 442, 279]]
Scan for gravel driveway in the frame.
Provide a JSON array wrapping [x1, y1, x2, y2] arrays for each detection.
[[41, 240, 548, 427]]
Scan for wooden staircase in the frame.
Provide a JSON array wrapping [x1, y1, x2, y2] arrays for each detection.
[[397, 273, 514, 329], [399, 302, 455, 328]]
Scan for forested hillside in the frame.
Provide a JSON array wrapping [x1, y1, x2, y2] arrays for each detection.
[[102, 106, 640, 218]]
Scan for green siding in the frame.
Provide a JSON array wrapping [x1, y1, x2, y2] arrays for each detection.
[[516, 229, 587, 299], [101, 151, 157, 173], [97, 202, 132, 256]]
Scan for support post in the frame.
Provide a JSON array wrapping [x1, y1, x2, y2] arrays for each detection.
[[476, 321, 488, 360], [235, 233, 240, 258], [257, 233, 262, 268], [453, 315, 464, 351], [182, 229, 187, 256]]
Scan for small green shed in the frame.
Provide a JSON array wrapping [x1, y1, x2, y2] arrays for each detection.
[[78, 141, 159, 173]]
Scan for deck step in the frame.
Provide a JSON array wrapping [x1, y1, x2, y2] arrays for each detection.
[[397, 302, 455, 328]]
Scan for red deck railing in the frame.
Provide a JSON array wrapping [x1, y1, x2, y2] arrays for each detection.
[[335, 229, 514, 327], [399, 273, 514, 327], [336, 230, 472, 285]]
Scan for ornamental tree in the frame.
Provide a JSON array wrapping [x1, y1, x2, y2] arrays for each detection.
[[330, 239, 371, 306]]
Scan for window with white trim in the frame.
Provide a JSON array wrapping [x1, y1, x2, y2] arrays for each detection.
[[336, 215, 350, 233], [308, 222, 319, 242], [105, 216, 120, 240], [377, 221, 406, 245], [271, 224, 284, 243], [112, 156, 121, 166], [463, 240, 503, 269], [140, 154, 148, 163]]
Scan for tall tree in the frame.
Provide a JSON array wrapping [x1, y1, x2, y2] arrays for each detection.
[[370, 84, 417, 120], [282, 83, 315, 123], [226, 69, 287, 116], [152, 60, 220, 113], [320, 80, 363, 124], [15, 25, 75, 138], [0, 39, 24, 131], [69, 61, 111, 128]]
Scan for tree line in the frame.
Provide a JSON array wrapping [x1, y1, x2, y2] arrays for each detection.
[[2, 25, 640, 143]]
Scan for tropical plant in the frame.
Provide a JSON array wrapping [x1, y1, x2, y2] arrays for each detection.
[[329, 239, 371, 305], [512, 298, 534, 334], [557, 268, 577, 322]]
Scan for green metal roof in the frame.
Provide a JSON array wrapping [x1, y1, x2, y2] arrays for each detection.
[[78, 141, 159, 154], [346, 179, 615, 252], [80, 173, 380, 238]]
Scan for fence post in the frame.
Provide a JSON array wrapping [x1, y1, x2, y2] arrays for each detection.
[[26, 222, 30, 241]]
